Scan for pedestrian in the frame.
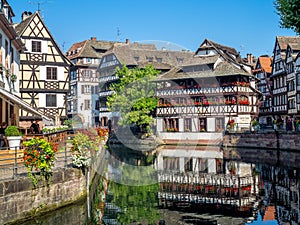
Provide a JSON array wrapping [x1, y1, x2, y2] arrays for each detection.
[[0, 122, 7, 147]]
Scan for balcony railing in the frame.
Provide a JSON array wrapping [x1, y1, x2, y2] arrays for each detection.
[[99, 90, 114, 97]]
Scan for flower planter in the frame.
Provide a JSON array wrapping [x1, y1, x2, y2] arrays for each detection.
[[6, 136, 22, 149]]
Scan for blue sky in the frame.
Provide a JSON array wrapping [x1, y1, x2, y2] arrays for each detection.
[[9, 0, 297, 58]]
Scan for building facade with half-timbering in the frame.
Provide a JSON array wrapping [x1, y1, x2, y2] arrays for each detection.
[[66, 38, 119, 127], [253, 55, 273, 127], [0, 1, 56, 128], [15, 11, 71, 125], [97, 40, 194, 127], [155, 39, 260, 144]]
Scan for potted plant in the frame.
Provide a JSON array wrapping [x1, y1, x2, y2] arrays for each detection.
[[4, 125, 22, 149]]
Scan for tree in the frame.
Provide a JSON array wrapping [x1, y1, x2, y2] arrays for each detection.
[[274, 0, 300, 34], [107, 65, 160, 133]]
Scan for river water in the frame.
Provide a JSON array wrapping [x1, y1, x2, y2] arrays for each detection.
[[19, 145, 300, 225]]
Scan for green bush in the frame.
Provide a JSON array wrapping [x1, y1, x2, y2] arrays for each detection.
[[5, 126, 22, 136]]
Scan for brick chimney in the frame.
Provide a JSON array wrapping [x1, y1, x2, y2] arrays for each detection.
[[22, 11, 32, 21], [91, 37, 97, 41], [247, 53, 253, 64]]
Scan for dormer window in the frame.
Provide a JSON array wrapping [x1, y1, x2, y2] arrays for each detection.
[[177, 58, 183, 64], [156, 57, 162, 63], [32, 41, 41, 52], [146, 56, 153, 62], [134, 56, 139, 62]]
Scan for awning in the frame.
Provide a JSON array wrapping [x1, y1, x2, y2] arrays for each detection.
[[0, 88, 53, 122]]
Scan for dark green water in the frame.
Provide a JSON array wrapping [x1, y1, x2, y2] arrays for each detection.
[[18, 147, 300, 225]]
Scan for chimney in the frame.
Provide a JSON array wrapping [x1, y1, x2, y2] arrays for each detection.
[[247, 53, 253, 64], [126, 38, 130, 44], [91, 37, 96, 41], [21, 11, 32, 21]]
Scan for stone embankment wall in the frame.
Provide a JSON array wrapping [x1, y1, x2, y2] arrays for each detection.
[[1, 147, 106, 225], [222, 132, 300, 167], [223, 132, 300, 151], [0, 168, 86, 225]]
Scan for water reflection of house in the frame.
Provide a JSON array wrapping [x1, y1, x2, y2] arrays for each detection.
[[155, 146, 259, 213], [258, 163, 300, 225]]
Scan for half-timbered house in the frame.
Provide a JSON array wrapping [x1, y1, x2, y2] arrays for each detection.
[[0, 2, 52, 127], [285, 42, 300, 122], [270, 36, 300, 128], [253, 56, 273, 127], [15, 11, 71, 125], [97, 41, 194, 127], [66, 38, 119, 127], [155, 39, 259, 144]]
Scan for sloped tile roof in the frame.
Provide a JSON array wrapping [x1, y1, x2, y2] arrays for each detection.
[[14, 12, 35, 35], [196, 39, 242, 64], [67, 39, 121, 59], [258, 56, 273, 74], [156, 61, 251, 81], [108, 43, 194, 67], [276, 36, 300, 50]]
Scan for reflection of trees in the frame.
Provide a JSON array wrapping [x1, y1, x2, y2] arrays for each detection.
[[109, 165, 160, 225]]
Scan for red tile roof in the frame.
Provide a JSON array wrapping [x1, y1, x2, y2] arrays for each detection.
[[258, 56, 273, 74]]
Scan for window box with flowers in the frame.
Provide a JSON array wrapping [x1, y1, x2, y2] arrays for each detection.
[[23, 137, 58, 187], [226, 119, 235, 131]]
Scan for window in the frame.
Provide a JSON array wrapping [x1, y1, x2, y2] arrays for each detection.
[[199, 118, 206, 131], [32, 41, 41, 52], [163, 118, 179, 132], [84, 100, 90, 110], [177, 58, 183, 64], [46, 67, 57, 80], [216, 118, 225, 131], [184, 118, 192, 132], [146, 56, 153, 62], [46, 94, 57, 107], [163, 157, 179, 170], [81, 85, 91, 94], [156, 57, 162, 63]]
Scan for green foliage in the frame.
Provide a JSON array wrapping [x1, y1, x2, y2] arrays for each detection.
[[23, 138, 58, 187], [109, 165, 160, 224], [275, 0, 300, 34], [107, 65, 160, 132], [63, 119, 73, 128], [5, 125, 22, 136]]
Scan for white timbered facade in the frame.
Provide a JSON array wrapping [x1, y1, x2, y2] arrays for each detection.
[[66, 38, 117, 128], [155, 39, 260, 143], [15, 12, 71, 123], [253, 56, 273, 127]]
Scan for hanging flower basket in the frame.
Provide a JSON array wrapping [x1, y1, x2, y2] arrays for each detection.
[[10, 74, 17, 82]]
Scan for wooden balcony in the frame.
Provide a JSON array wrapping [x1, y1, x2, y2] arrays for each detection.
[[156, 104, 253, 116], [156, 85, 251, 97]]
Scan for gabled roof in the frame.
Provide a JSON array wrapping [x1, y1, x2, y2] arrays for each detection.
[[255, 56, 273, 74], [66, 39, 122, 59], [13, 12, 34, 35], [196, 39, 242, 64], [14, 12, 72, 65], [156, 61, 252, 81], [276, 36, 300, 50]]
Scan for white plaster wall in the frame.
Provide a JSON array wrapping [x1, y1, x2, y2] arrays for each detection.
[[207, 118, 215, 132], [158, 131, 223, 142]]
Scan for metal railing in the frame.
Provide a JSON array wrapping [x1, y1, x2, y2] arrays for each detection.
[[0, 131, 74, 181]]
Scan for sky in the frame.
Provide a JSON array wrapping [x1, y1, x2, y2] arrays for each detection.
[[9, 0, 297, 58]]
